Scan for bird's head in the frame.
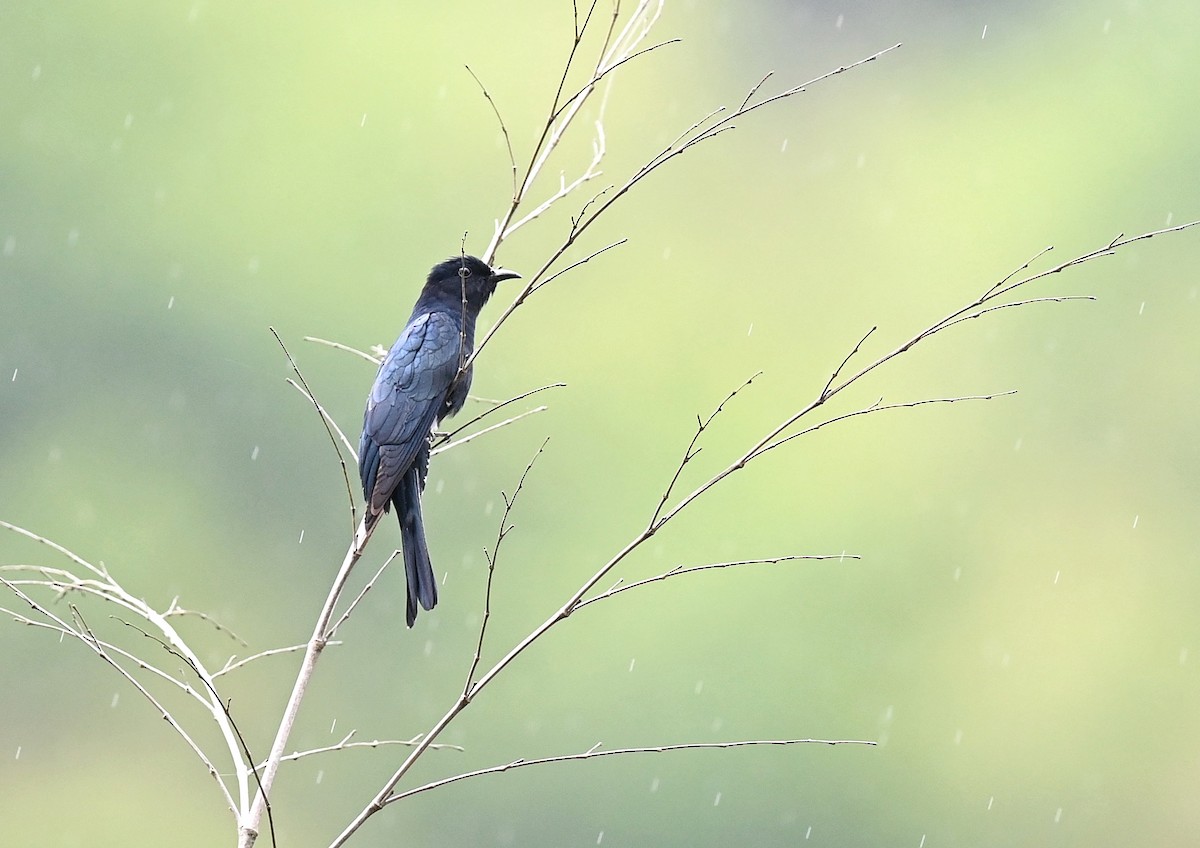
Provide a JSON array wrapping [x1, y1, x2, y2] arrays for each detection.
[[425, 254, 521, 313]]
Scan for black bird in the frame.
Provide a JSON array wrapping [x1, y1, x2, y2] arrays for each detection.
[[360, 254, 520, 626]]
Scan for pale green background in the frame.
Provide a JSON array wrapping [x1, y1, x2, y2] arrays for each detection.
[[2, 1, 1199, 846]]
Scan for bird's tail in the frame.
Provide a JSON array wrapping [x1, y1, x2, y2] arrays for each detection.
[[394, 467, 437, 627]]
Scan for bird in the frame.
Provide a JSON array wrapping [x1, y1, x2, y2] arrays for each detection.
[[359, 254, 520, 627]]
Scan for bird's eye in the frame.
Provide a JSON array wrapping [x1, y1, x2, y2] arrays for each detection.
[[458, 266, 472, 278]]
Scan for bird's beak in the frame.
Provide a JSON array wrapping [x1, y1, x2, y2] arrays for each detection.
[[490, 267, 521, 283]]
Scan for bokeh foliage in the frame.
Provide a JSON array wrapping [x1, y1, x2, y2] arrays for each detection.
[[2, 1, 1198, 846]]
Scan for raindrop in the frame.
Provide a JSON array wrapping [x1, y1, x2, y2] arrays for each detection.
[[424, 640, 434, 657], [484, 501, 494, 516], [1132, 514, 1139, 529], [1014, 437, 1023, 451], [298, 529, 305, 544], [247, 257, 260, 274], [167, 296, 175, 310], [919, 836, 926, 848], [713, 792, 721, 806], [805, 826, 812, 840], [3, 235, 15, 256], [981, 24, 988, 39], [67, 228, 79, 246], [628, 658, 636, 672], [596, 832, 603, 845], [361, 113, 368, 128], [1166, 212, 1174, 226], [330, 718, 337, 733], [110, 692, 120, 708], [952, 566, 961, 582], [251, 446, 260, 460], [1138, 302, 1145, 315], [780, 138, 788, 153], [650, 777, 660, 792], [662, 246, 672, 260], [747, 323, 753, 336], [124, 113, 134, 130], [1102, 20, 1111, 34], [10, 368, 16, 382], [835, 14, 843, 29], [31, 64, 41, 81], [710, 717, 723, 732], [953, 729, 963, 745], [1054, 807, 1063, 823], [316, 769, 324, 785], [856, 153, 866, 168], [1179, 648, 1188, 665], [1001, 653, 1011, 668], [694, 680, 704, 694], [1053, 570, 1060, 585], [435, 479, 445, 494], [14, 746, 20, 760], [987, 796, 994, 810]]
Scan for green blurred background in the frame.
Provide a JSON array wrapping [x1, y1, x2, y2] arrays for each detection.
[[3, 1, 1199, 845]]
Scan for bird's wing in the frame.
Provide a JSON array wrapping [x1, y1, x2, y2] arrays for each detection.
[[360, 311, 464, 513]]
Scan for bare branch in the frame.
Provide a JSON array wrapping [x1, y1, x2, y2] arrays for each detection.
[[465, 438, 551, 694], [327, 550, 400, 639], [0, 519, 106, 579], [242, 514, 378, 845], [0, 583, 242, 815], [751, 392, 1017, 460], [649, 372, 760, 529], [433, 382, 566, 447], [431, 406, 549, 456], [215, 643, 322, 679], [387, 737, 876, 804], [163, 600, 248, 646], [823, 326, 876, 399], [465, 64, 518, 198], [303, 336, 382, 364], [530, 238, 627, 294], [470, 43, 903, 372], [578, 553, 860, 608], [265, 730, 463, 767], [272, 328, 358, 532], [287, 378, 358, 462]]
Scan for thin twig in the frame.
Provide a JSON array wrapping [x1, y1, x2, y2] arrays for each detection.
[[752, 392, 1016, 460], [386, 737, 876, 804], [577, 553, 859, 608], [465, 438, 551, 694], [650, 372, 760, 529], [326, 550, 400, 639], [163, 600, 248, 646], [287, 378, 358, 461], [303, 336, 382, 364], [465, 64, 518, 198], [265, 732, 463, 767], [433, 383, 565, 446], [215, 643, 321, 679], [272, 328, 358, 532], [432, 407, 549, 456]]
